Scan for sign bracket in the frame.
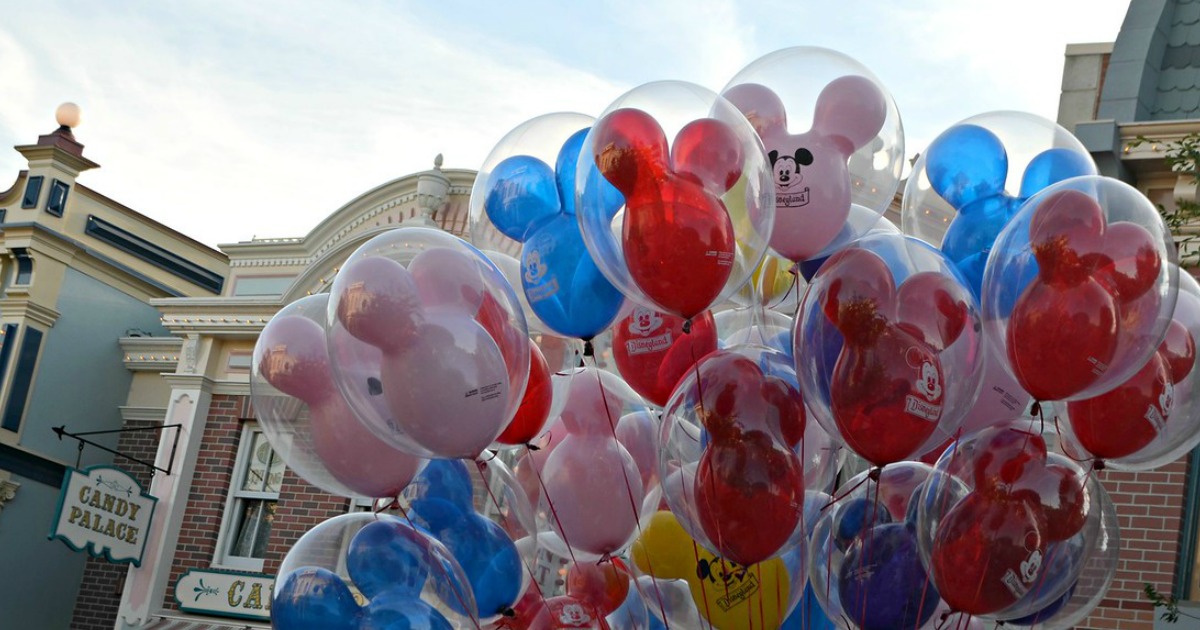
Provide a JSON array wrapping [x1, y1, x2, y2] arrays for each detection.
[[52, 424, 182, 476]]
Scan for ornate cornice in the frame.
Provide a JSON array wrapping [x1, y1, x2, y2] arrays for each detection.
[[119, 406, 168, 423], [120, 337, 182, 372], [0, 298, 62, 329]]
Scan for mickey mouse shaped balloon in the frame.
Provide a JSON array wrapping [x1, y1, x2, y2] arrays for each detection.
[[982, 177, 1178, 404], [901, 113, 1097, 298], [576, 81, 775, 322], [795, 233, 983, 467], [470, 113, 626, 341], [723, 46, 904, 264]]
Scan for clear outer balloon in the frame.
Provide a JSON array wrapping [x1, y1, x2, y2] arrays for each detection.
[[660, 346, 811, 565], [999, 483, 1120, 629], [901, 111, 1096, 250], [808, 462, 946, 630], [630, 508, 804, 630], [722, 47, 904, 263], [539, 367, 652, 560], [916, 422, 1105, 621], [715, 304, 795, 356], [981, 176, 1179, 403], [251, 294, 425, 499], [326, 227, 530, 459], [794, 232, 985, 467], [1058, 266, 1200, 469], [755, 252, 807, 315], [275, 512, 478, 628], [612, 306, 719, 407], [576, 80, 776, 320], [471, 114, 626, 340]]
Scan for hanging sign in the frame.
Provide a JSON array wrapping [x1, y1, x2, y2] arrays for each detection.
[[48, 465, 157, 566], [175, 569, 274, 621]]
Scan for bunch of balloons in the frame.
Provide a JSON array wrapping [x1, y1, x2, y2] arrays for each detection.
[[248, 44, 1200, 630]]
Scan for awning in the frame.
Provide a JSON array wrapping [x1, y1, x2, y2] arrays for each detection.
[[138, 614, 268, 630]]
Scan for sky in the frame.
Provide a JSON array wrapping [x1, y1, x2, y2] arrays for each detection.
[[0, 0, 1133, 249]]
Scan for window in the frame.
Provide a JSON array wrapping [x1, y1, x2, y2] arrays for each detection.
[[46, 179, 69, 217], [0, 328, 42, 434], [21, 177, 42, 209], [11, 250, 31, 286], [217, 424, 283, 571]]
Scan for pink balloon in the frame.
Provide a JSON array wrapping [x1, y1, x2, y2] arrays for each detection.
[[379, 314, 511, 458], [408, 247, 486, 314], [309, 396, 423, 498], [542, 435, 643, 557], [615, 411, 659, 492], [724, 77, 886, 262], [334, 256, 425, 352], [258, 315, 339, 404], [513, 417, 567, 507], [559, 370, 624, 437]]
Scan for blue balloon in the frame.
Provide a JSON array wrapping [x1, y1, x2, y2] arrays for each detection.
[[942, 195, 1021, 299], [409, 459, 475, 517], [409, 460, 522, 617], [833, 497, 892, 551], [1019, 148, 1096, 199], [347, 521, 430, 600], [926, 124, 1008, 209], [360, 589, 453, 630], [485, 156, 560, 242], [522, 213, 623, 339], [799, 255, 828, 282], [272, 567, 361, 630], [838, 523, 940, 630], [647, 610, 668, 630], [1007, 582, 1076, 626], [781, 584, 837, 630]]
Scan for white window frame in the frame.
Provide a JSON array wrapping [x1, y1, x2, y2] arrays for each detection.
[[214, 422, 282, 572]]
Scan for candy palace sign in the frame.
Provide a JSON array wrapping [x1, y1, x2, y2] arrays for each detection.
[[175, 569, 273, 621], [49, 465, 156, 566]]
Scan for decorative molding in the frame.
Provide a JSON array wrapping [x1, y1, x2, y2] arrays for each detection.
[[118, 407, 168, 423], [182, 335, 199, 374], [211, 380, 251, 397], [0, 470, 18, 517], [163, 374, 215, 394], [120, 337, 182, 372], [84, 216, 224, 294], [0, 298, 61, 329]]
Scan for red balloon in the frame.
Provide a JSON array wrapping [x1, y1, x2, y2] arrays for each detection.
[[593, 108, 740, 319], [1012, 464, 1088, 542], [498, 343, 553, 445], [1067, 351, 1170, 459], [971, 426, 1048, 495], [1160, 319, 1197, 384], [612, 308, 717, 406], [1095, 221, 1161, 304], [692, 353, 803, 565], [895, 271, 969, 351], [1028, 189, 1106, 288], [931, 492, 1048, 616], [530, 596, 611, 630], [1007, 279, 1118, 401], [831, 326, 945, 466], [566, 562, 629, 616]]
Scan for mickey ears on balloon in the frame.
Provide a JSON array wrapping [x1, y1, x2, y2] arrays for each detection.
[[925, 124, 1009, 210], [817, 248, 897, 342], [257, 314, 337, 405], [811, 75, 886, 156], [721, 82, 788, 138], [334, 256, 425, 353]]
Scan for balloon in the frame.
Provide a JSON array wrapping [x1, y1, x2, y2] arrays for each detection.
[[612, 307, 718, 406], [271, 567, 360, 630], [577, 80, 775, 321], [567, 562, 630, 616], [361, 591, 453, 630], [252, 295, 424, 499], [839, 523, 940, 630], [1066, 352, 1170, 459], [540, 369, 648, 559], [499, 342, 554, 445], [532, 596, 611, 630], [722, 47, 902, 262], [832, 496, 891, 551], [327, 228, 530, 459], [983, 177, 1178, 403], [348, 520, 432, 600], [404, 460, 523, 618], [631, 510, 793, 630], [614, 411, 660, 493]]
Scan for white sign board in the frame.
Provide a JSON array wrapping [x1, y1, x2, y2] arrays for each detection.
[[49, 465, 156, 566], [175, 569, 273, 621]]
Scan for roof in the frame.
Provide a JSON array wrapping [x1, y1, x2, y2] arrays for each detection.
[[1098, 0, 1200, 122]]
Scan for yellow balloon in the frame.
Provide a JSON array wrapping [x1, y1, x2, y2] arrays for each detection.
[[632, 511, 791, 630]]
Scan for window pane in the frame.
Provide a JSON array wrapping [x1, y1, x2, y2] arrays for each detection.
[[242, 431, 283, 492], [230, 499, 277, 559]]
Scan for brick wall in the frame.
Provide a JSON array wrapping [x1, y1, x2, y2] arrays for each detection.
[[1082, 458, 1190, 630], [69, 419, 162, 630]]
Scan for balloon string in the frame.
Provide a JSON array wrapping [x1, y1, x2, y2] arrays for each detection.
[[767, 265, 801, 313], [526, 443, 580, 568], [473, 459, 552, 614], [1052, 414, 1099, 468], [583, 357, 672, 629], [392, 502, 484, 630], [689, 538, 715, 627]]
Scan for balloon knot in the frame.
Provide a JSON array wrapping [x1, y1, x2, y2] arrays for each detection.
[[526, 443, 541, 452], [1030, 400, 1042, 418], [597, 552, 613, 564], [682, 319, 693, 334], [501, 606, 516, 618], [1094, 459, 1107, 471], [583, 340, 595, 357], [868, 466, 883, 482]]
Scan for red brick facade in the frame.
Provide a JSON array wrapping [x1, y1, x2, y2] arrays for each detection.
[[1082, 460, 1190, 629]]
